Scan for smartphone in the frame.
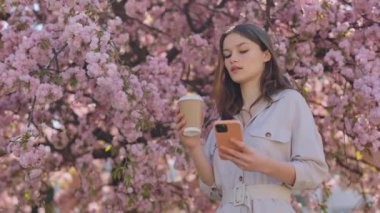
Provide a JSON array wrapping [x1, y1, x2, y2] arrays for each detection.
[[213, 120, 244, 152]]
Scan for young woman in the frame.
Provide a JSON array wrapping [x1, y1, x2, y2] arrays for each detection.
[[175, 23, 330, 212]]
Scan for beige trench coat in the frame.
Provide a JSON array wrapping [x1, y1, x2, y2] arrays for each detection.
[[200, 89, 330, 213]]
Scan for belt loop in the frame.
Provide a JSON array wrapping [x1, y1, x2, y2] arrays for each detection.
[[233, 183, 246, 206], [222, 184, 291, 206]]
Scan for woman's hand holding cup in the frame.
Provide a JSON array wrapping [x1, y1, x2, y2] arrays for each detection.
[[174, 93, 204, 151], [174, 108, 202, 151]]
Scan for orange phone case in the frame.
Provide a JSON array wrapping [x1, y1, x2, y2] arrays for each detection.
[[213, 120, 244, 151]]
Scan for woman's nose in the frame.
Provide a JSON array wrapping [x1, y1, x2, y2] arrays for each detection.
[[230, 53, 238, 63]]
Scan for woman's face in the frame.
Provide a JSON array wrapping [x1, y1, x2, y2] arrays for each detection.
[[222, 33, 271, 85]]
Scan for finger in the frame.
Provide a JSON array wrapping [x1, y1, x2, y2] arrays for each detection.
[[174, 125, 181, 132], [235, 160, 249, 170], [179, 120, 186, 129], [175, 115, 183, 124], [179, 120, 187, 131], [219, 153, 229, 161], [223, 146, 251, 164], [174, 112, 181, 121], [219, 147, 236, 159], [232, 142, 255, 156], [177, 127, 186, 139], [220, 149, 249, 169], [219, 149, 233, 161], [176, 108, 183, 115], [175, 113, 184, 123], [219, 146, 241, 159], [229, 138, 245, 151], [177, 126, 185, 136], [175, 118, 184, 129]]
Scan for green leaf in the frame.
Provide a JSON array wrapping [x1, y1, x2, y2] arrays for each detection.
[[127, 94, 136, 102], [97, 31, 104, 38], [124, 173, 132, 188], [112, 166, 122, 180], [53, 75, 63, 85], [123, 82, 130, 92], [136, 119, 153, 132], [321, 1, 330, 9], [142, 184, 151, 199], [24, 192, 31, 201], [38, 39, 51, 50], [105, 145, 112, 152], [128, 198, 135, 207], [23, 81, 31, 89], [69, 76, 78, 86], [21, 132, 32, 149], [39, 68, 50, 78], [110, 146, 119, 157], [178, 200, 187, 209], [16, 22, 28, 31]]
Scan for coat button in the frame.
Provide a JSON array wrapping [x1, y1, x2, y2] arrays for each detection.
[[239, 176, 244, 181], [265, 132, 271, 138]]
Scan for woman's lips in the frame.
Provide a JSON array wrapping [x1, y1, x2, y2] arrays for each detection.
[[231, 67, 242, 73]]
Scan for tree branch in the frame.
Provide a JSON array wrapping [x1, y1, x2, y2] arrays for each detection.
[[335, 157, 363, 176], [109, 0, 167, 36], [46, 43, 68, 70], [183, 1, 214, 33], [264, 0, 274, 31]]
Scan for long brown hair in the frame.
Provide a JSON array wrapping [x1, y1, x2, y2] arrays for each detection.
[[213, 23, 293, 119]]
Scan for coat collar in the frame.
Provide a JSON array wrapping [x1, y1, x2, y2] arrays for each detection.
[[232, 89, 290, 126]]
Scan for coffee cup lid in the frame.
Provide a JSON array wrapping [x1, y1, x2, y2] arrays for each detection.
[[178, 94, 203, 102]]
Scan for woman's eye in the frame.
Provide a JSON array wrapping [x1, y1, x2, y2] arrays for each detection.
[[223, 50, 248, 58]]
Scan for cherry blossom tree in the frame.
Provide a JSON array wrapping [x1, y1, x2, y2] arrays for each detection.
[[0, 0, 379, 212]]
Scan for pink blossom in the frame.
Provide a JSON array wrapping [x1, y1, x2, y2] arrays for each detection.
[[1, 0, 379, 212], [35, 83, 63, 104]]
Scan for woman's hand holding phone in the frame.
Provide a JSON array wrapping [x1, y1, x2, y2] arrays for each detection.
[[214, 120, 268, 172], [219, 138, 269, 172]]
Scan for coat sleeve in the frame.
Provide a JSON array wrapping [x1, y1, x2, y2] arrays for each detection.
[[289, 92, 330, 190], [198, 128, 222, 200]]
